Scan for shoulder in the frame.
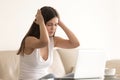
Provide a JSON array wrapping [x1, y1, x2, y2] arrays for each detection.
[[25, 36, 40, 46], [53, 36, 64, 41], [53, 36, 64, 47], [25, 36, 38, 42], [24, 36, 37, 54]]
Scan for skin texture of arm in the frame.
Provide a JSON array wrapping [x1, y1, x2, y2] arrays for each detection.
[[54, 20, 80, 49]]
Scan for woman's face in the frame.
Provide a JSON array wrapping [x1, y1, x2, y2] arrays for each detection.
[[46, 17, 58, 37]]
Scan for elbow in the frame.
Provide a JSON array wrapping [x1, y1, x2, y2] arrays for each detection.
[[77, 42, 80, 47], [69, 41, 80, 48], [74, 42, 80, 48]]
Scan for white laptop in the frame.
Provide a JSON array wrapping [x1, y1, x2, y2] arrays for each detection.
[[74, 49, 106, 79]]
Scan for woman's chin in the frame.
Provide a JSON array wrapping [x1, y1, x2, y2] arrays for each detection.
[[49, 33, 54, 37], [49, 35, 54, 37]]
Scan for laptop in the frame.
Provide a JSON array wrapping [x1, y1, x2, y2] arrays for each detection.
[[74, 49, 106, 79]]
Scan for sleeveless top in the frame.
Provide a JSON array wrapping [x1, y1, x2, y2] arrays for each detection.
[[19, 37, 54, 80]]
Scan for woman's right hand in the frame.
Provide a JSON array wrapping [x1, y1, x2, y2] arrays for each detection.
[[35, 9, 44, 25]]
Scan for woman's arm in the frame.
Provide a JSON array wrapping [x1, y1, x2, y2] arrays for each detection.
[[54, 20, 80, 49], [25, 10, 50, 50]]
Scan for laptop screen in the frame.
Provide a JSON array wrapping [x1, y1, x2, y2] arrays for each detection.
[[74, 49, 106, 79]]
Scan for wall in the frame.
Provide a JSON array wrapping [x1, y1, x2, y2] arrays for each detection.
[[0, 0, 120, 60]]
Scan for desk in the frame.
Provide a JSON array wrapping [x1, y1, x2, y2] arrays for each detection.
[[41, 76, 120, 80], [53, 76, 120, 80]]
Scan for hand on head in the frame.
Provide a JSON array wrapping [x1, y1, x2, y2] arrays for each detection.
[[35, 9, 44, 24]]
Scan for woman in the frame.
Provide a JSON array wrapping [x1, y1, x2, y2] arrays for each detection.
[[17, 6, 80, 80]]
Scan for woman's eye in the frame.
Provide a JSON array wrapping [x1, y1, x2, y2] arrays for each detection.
[[47, 25, 51, 26], [46, 23, 58, 27], [47, 24, 52, 26]]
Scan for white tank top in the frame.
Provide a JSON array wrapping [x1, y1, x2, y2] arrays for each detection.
[[19, 37, 54, 80]]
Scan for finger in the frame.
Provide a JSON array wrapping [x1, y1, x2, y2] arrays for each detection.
[[36, 9, 40, 15], [35, 10, 39, 17]]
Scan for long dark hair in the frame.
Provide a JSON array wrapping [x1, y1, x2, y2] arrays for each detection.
[[17, 6, 59, 55]]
